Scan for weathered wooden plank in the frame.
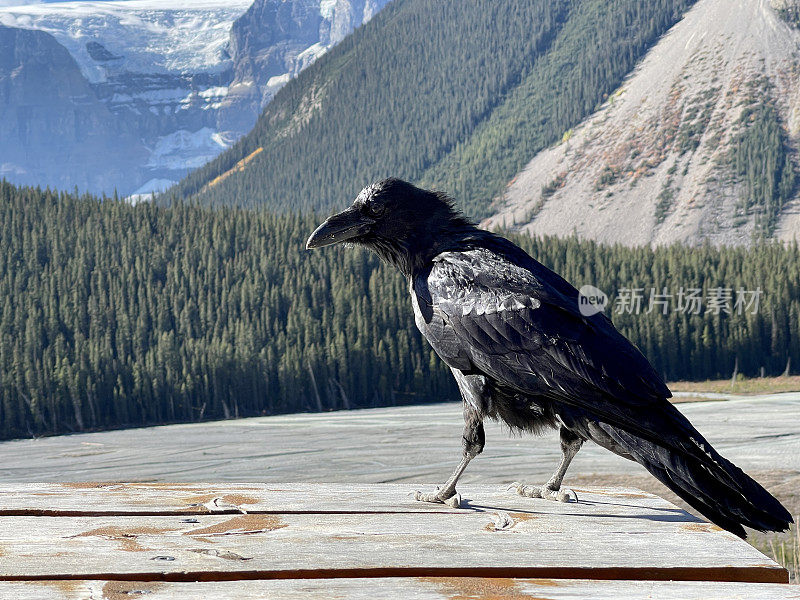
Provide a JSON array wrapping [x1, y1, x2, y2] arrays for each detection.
[[0, 483, 683, 515], [0, 509, 785, 582], [1, 578, 798, 600], [1, 397, 796, 486]]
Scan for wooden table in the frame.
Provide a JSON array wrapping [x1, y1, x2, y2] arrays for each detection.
[[0, 483, 795, 598]]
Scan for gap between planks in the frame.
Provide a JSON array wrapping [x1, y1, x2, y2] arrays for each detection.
[[0, 566, 788, 584], [0, 509, 462, 517]]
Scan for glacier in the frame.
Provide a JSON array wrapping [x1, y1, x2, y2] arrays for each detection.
[[0, 0, 391, 196], [0, 0, 251, 83]]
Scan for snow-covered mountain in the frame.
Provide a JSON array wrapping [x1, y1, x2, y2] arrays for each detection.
[[219, 0, 388, 135], [0, 0, 390, 196]]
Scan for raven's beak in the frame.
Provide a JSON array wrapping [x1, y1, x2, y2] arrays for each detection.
[[306, 207, 374, 249]]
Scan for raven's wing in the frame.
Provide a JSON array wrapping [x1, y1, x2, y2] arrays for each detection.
[[412, 245, 691, 451]]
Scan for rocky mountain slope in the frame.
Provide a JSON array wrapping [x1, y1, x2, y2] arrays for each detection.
[[484, 0, 800, 246], [0, 0, 389, 196], [219, 0, 386, 135], [175, 0, 697, 215]]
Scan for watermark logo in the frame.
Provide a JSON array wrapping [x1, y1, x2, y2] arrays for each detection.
[[578, 285, 608, 317], [577, 285, 763, 316], [612, 287, 762, 315]]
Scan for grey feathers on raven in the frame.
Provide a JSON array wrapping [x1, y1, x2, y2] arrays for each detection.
[[307, 178, 793, 538]]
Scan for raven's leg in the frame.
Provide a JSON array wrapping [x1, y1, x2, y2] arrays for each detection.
[[511, 426, 583, 502], [414, 407, 484, 508]]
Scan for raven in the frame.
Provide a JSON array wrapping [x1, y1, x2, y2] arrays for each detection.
[[306, 178, 792, 538]]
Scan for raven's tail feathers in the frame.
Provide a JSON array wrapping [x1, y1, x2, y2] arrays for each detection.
[[600, 420, 793, 538]]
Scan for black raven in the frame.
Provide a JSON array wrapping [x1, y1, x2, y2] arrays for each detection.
[[306, 178, 792, 538]]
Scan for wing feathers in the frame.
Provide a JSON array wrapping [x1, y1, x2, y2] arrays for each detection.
[[419, 247, 702, 457]]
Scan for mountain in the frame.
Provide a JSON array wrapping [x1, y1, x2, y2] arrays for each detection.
[[485, 0, 800, 246], [219, 0, 387, 135], [0, 0, 389, 196], [174, 0, 698, 216], [0, 23, 145, 193]]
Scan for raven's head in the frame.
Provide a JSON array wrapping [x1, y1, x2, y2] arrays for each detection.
[[306, 178, 475, 275]]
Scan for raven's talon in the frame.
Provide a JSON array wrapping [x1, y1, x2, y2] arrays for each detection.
[[414, 490, 434, 502], [414, 488, 459, 506], [509, 481, 543, 498], [444, 493, 461, 508], [510, 482, 576, 502], [560, 488, 578, 503], [540, 486, 573, 502]]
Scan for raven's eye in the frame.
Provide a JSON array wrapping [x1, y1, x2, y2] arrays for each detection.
[[365, 202, 385, 218]]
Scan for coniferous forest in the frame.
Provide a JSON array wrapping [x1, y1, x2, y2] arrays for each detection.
[[1, 181, 798, 440]]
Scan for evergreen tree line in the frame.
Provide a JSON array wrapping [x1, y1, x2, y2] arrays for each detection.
[[1, 182, 798, 440], [728, 79, 796, 238], [174, 0, 697, 219]]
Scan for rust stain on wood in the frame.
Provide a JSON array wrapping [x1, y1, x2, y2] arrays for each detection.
[[102, 581, 165, 600], [35, 580, 83, 595], [484, 512, 538, 531], [526, 579, 560, 587], [74, 525, 180, 552], [421, 576, 551, 599], [184, 514, 287, 537], [681, 522, 723, 533], [510, 513, 539, 523]]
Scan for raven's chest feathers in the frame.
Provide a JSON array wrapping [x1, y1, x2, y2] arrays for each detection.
[[410, 263, 473, 373]]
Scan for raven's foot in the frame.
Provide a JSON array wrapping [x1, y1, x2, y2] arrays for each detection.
[[508, 481, 576, 503], [413, 486, 462, 508]]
